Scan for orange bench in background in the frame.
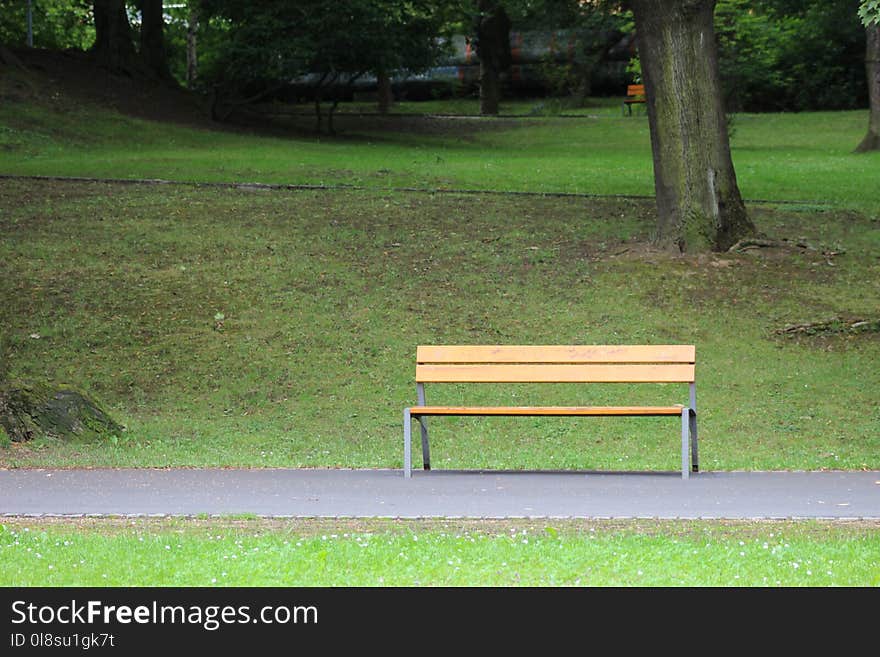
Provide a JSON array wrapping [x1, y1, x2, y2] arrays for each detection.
[[623, 84, 646, 115]]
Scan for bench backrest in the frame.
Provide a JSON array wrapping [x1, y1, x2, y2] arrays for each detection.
[[416, 345, 695, 383], [626, 84, 645, 98]]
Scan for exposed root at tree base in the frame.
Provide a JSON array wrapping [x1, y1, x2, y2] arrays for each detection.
[[775, 317, 880, 337], [728, 236, 844, 258]]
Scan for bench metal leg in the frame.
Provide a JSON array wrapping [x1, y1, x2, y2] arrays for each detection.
[[689, 382, 699, 473], [403, 408, 412, 479], [417, 417, 431, 471], [416, 383, 430, 471], [681, 408, 690, 480]]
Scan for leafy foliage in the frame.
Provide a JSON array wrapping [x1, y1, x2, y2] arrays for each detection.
[[198, 0, 456, 97], [715, 0, 794, 111], [0, 0, 94, 50], [715, 0, 868, 111], [155, 2, 196, 85], [503, 0, 633, 102], [504, 0, 630, 32], [859, 0, 880, 25]]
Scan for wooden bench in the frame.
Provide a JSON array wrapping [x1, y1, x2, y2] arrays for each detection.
[[403, 345, 698, 479], [622, 84, 646, 115]]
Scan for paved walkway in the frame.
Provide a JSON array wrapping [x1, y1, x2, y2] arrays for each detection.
[[1, 469, 878, 519]]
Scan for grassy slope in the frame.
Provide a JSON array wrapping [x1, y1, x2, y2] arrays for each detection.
[[1, 180, 878, 470], [1, 518, 877, 586]]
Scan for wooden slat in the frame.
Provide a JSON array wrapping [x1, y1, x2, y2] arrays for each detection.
[[411, 406, 684, 416], [416, 363, 695, 383], [416, 345, 694, 364]]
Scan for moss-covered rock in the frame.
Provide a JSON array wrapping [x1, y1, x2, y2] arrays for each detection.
[[0, 381, 123, 443]]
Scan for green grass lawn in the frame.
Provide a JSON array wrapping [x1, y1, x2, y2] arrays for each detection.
[[1, 179, 878, 471], [1, 92, 878, 213], [1, 518, 877, 586]]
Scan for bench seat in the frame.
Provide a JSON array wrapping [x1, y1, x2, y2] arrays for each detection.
[[411, 405, 685, 416]]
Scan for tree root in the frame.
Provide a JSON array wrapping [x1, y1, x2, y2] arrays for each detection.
[[728, 237, 844, 258], [775, 317, 880, 337], [854, 131, 880, 153]]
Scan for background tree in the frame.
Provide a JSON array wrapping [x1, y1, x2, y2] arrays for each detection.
[[161, 0, 204, 87], [370, 0, 459, 114], [186, 1, 198, 87], [857, 0, 880, 151], [138, 0, 173, 81], [631, 0, 754, 253], [627, 2, 868, 113], [713, 0, 795, 112], [505, 0, 630, 107], [762, 1, 865, 111], [473, 0, 511, 115], [199, 0, 453, 130], [91, 0, 139, 73]]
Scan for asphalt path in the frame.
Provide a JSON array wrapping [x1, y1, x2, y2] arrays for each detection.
[[1, 469, 879, 519]]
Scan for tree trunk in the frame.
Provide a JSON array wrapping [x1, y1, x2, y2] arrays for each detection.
[[186, 3, 199, 87], [475, 0, 511, 116], [377, 70, 393, 114], [314, 91, 325, 134], [92, 0, 138, 74], [570, 56, 598, 108], [0, 382, 123, 443], [855, 23, 880, 153], [139, 0, 173, 82], [328, 98, 339, 136], [631, 0, 754, 253], [479, 61, 501, 115]]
